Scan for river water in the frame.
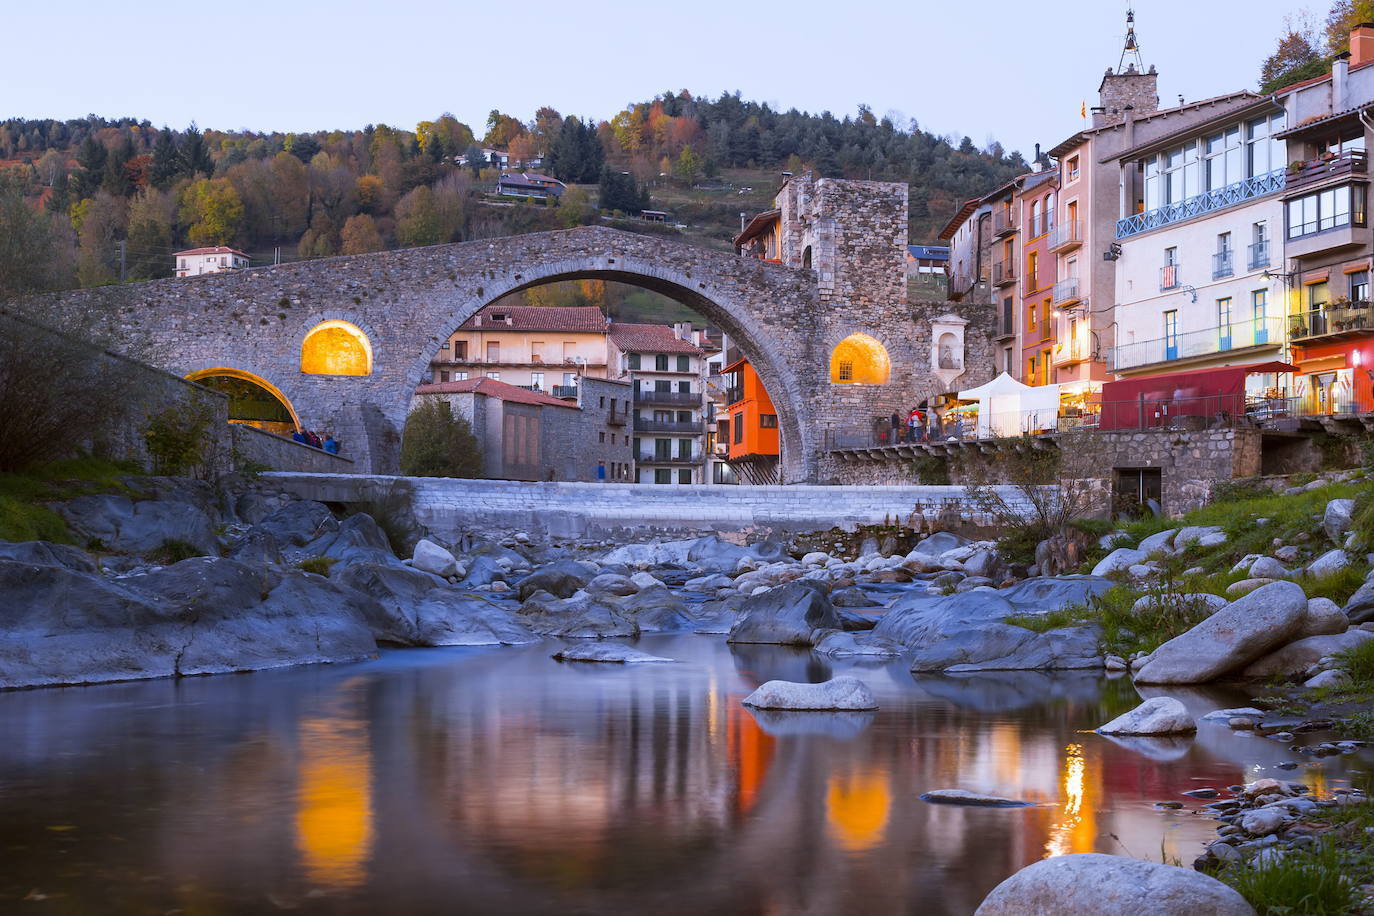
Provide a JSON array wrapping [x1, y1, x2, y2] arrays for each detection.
[[0, 633, 1368, 915]]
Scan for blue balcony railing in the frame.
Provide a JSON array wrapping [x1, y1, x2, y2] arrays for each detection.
[[1108, 315, 1285, 371], [1116, 169, 1286, 239]]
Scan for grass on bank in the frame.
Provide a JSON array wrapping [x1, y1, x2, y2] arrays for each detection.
[[0, 456, 139, 543], [1217, 836, 1363, 916]]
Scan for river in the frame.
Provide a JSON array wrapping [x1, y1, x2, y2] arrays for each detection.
[[0, 632, 1367, 914]]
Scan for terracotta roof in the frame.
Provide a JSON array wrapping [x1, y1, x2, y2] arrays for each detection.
[[458, 305, 609, 333], [608, 322, 704, 355], [936, 198, 984, 241], [733, 209, 781, 247], [1275, 104, 1370, 139], [175, 246, 248, 257], [414, 377, 578, 408]]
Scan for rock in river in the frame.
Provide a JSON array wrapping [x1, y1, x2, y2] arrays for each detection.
[[1097, 697, 1196, 736], [727, 581, 840, 646], [919, 789, 1031, 807], [551, 643, 673, 664], [974, 853, 1255, 915], [741, 676, 878, 711]]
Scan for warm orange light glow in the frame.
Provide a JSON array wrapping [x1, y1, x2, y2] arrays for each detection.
[[301, 320, 373, 376], [826, 769, 892, 852], [295, 715, 374, 888], [1044, 743, 1096, 858], [829, 333, 890, 384], [186, 367, 302, 432]]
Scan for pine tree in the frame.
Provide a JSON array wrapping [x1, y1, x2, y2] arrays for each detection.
[[178, 124, 213, 178], [150, 128, 180, 188], [71, 135, 107, 200]]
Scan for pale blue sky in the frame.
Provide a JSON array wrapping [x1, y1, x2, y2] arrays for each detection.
[[7, 0, 1305, 158]]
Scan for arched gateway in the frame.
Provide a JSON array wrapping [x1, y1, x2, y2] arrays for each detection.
[[20, 175, 981, 481]]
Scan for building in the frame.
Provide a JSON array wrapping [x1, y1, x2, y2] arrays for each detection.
[[174, 247, 248, 277], [412, 376, 631, 481], [1015, 170, 1060, 386], [609, 321, 709, 484], [939, 198, 994, 306], [1275, 28, 1374, 416], [430, 304, 609, 394], [722, 341, 781, 485], [734, 209, 782, 261], [495, 172, 566, 201]]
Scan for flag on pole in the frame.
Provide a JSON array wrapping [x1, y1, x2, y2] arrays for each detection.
[[1080, 99, 1087, 119]]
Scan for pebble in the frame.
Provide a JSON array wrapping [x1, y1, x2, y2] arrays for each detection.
[[1183, 788, 1220, 799]]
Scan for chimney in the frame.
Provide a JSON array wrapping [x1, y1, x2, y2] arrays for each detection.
[[1334, 52, 1351, 109], [1352, 23, 1374, 67]]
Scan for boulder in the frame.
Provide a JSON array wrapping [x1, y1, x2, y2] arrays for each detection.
[[459, 555, 506, 588], [812, 630, 903, 659], [974, 854, 1255, 916], [227, 529, 284, 567], [1306, 548, 1349, 578], [612, 585, 694, 632], [919, 789, 1031, 807], [1129, 593, 1227, 617], [1241, 629, 1374, 678], [1324, 498, 1356, 544], [801, 551, 830, 566], [1248, 556, 1291, 580], [0, 555, 379, 689], [1137, 529, 1177, 557], [1299, 597, 1349, 637], [312, 514, 396, 567], [726, 581, 840, 646], [1134, 582, 1309, 684], [1345, 577, 1374, 624], [552, 643, 673, 663], [1097, 697, 1196, 735], [1174, 526, 1224, 550], [910, 531, 971, 557], [518, 590, 638, 638], [830, 586, 879, 608], [515, 559, 598, 600], [1304, 669, 1349, 688], [0, 540, 98, 574], [629, 571, 663, 591], [251, 500, 337, 547], [1092, 547, 1147, 577], [741, 676, 878, 711], [586, 573, 638, 596], [333, 561, 534, 646], [411, 539, 460, 578], [962, 548, 1005, 581], [58, 493, 219, 557]]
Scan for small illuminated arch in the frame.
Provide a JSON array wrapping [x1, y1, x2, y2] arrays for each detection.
[[301, 320, 373, 376], [829, 333, 890, 385], [187, 367, 302, 434]]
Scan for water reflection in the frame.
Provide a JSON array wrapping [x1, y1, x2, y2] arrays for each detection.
[[0, 635, 1368, 915]]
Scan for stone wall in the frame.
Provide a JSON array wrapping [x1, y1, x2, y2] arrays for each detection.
[[231, 424, 356, 474], [264, 473, 1043, 545]]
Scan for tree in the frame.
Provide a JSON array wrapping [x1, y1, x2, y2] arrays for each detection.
[[355, 174, 384, 213], [557, 187, 595, 228], [400, 399, 484, 478], [0, 167, 75, 297], [483, 110, 526, 149], [340, 213, 384, 254], [395, 184, 443, 246], [285, 132, 321, 163], [673, 145, 701, 185], [1326, 0, 1374, 53], [548, 117, 603, 183], [75, 191, 126, 287], [1261, 17, 1325, 93], [178, 123, 213, 178], [598, 167, 648, 214], [71, 135, 107, 200], [464, 145, 487, 177], [150, 127, 180, 188], [179, 177, 244, 246]]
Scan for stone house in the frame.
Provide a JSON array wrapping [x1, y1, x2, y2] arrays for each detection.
[[431, 304, 610, 394]]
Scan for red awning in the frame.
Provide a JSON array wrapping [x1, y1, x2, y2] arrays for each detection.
[[1099, 362, 1296, 430]]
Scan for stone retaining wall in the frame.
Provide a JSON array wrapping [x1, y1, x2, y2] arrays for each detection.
[[263, 473, 1043, 544]]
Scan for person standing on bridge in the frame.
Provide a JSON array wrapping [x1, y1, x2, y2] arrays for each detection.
[[323, 435, 339, 455], [889, 411, 901, 443]]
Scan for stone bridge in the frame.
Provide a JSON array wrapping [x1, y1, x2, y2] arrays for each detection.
[[15, 176, 988, 480]]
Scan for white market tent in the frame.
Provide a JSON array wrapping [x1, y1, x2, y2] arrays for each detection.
[[957, 372, 1061, 438]]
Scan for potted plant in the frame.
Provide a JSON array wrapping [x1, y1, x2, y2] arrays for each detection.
[[1289, 322, 1308, 338]]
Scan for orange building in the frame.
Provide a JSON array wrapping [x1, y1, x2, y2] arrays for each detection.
[[722, 353, 780, 485]]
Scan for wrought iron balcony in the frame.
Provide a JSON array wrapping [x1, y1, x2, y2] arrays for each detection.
[[992, 258, 1017, 287], [996, 301, 1015, 338], [992, 209, 1017, 237], [637, 452, 703, 465], [1159, 264, 1181, 292], [1116, 168, 1286, 239], [725, 386, 744, 404], [1048, 220, 1083, 252], [633, 419, 700, 433], [633, 389, 700, 406], [1248, 240, 1270, 271], [1289, 301, 1374, 342], [1212, 250, 1234, 280], [1052, 277, 1081, 305], [1284, 149, 1368, 194], [551, 384, 578, 399], [606, 411, 626, 426], [1029, 214, 1054, 238], [1108, 315, 1285, 371]]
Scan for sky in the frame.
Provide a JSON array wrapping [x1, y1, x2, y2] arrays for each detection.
[[5, 0, 1306, 158]]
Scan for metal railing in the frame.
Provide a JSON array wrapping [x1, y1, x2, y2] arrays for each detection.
[[1116, 168, 1286, 239], [1290, 301, 1373, 341], [725, 386, 744, 404], [1030, 214, 1054, 238], [997, 301, 1015, 337], [633, 389, 699, 406], [992, 209, 1016, 236], [1285, 149, 1368, 193], [637, 452, 702, 465], [1160, 264, 1181, 291], [552, 385, 578, 399], [1212, 250, 1233, 279], [1049, 220, 1082, 250], [992, 258, 1016, 286], [1052, 277, 1081, 304], [633, 419, 700, 433], [1248, 240, 1269, 271], [1108, 315, 1285, 371]]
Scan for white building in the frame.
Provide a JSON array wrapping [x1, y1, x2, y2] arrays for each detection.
[[174, 247, 249, 278], [1108, 98, 1289, 383], [609, 322, 710, 485]]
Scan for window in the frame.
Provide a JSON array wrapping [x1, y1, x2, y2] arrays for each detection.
[[679, 469, 692, 484], [599, 431, 606, 443], [1003, 346, 1014, 373], [530, 371, 544, 389], [837, 361, 854, 380], [599, 396, 605, 408], [654, 379, 670, 392], [655, 438, 671, 459], [1351, 269, 1369, 303], [1027, 251, 1038, 289], [733, 414, 743, 443], [1203, 127, 1243, 191], [456, 372, 468, 381], [1163, 310, 1179, 359], [1027, 302, 1037, 332], [1252, 290, 1270, 344], [1287, 185, 1367, 238], [439, 370, 449, 383], [486, 371, 500, 380], [1215, 232, 1233, 278], [654, 468, 671, 484], [676, 410, 692, 423], [655, 354, 669, 371], [453, 341, 467, 359], [486, 341, 499, 362], [627, 353, 641, 370], [676, 355, 690, 372], [1029, 200, 1040, 236], [1067, 155, 1080, 182], [563, 372, 574, 386], [1217, 297, 1233, 349], [1027, 355, 1037, 382], [678, 438, 692, 459], [678, 381, 690, 394], [1245, 114, 1286, 177], [760, 414, 778, 428], [531, 341, 544, 361], [1042, 299, 1052, 337]]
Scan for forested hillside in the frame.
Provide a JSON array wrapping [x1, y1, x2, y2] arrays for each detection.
[[0, 92, 1024, 298]]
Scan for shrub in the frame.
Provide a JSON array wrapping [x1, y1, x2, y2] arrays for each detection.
[[1294, 565, 1367, 605], [0, 495, 69, 543], [349, 480, 422, 557], [1216, 840, 1357, 915], [148, 539, 200, 564], [295, 556, 337, 576], [400, 400, 484, 478], [142, 400, 214, 476]]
